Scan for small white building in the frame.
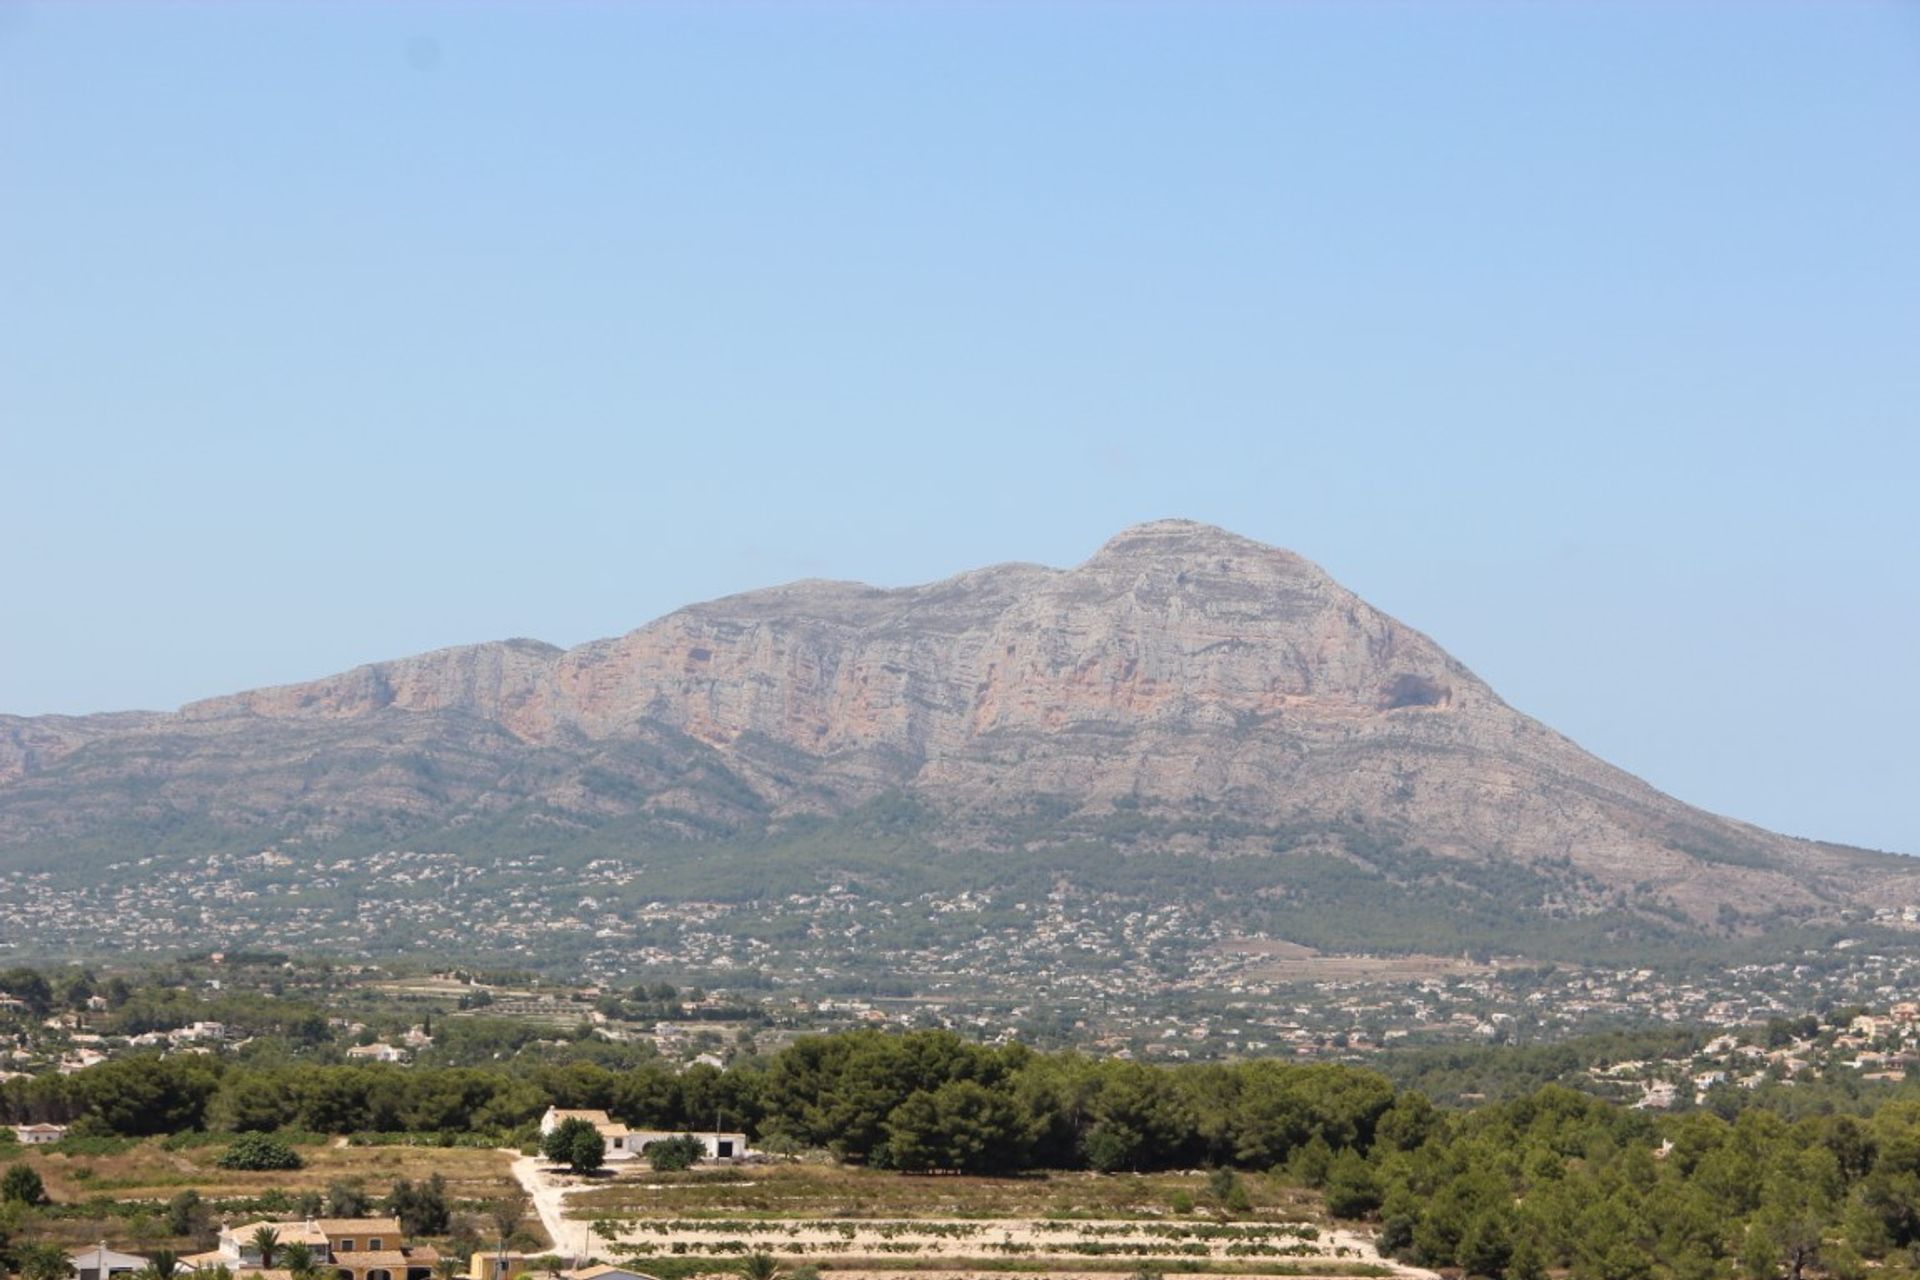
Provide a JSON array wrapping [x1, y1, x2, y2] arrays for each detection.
[[539, 1108, 640, 1160], [70, 1245, 152, 1280], [566, 1267, 661, 1280], [346, 1043, 408, 1064], [536, 1107, 749, 1161], [14, 1122, 68, 1145], [628, 1128, 750, 1160]]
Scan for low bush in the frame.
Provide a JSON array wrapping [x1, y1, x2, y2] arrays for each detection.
[[216, 1133, 304, 1171]]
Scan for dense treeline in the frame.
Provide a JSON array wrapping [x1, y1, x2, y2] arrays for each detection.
[[9, 1029, 1920, 1280], [1368, 1085, 1920, 1280], [1374, 1028, 1712, 1105], [0, 1031, 1400, 1177]]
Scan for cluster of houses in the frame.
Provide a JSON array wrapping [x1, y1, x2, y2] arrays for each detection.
[[338, 1023, 435, 1066], [62, 1218, 658, 1280], [61, 1218, 441, 1280], [1619, 1006, 1920, 1110], [9, 1016, 235, 1077]]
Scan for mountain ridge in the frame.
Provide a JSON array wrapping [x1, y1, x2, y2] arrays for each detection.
[[3, 519, 1913, 948]]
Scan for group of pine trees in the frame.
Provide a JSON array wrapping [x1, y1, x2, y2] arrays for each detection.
[[9, 1028, 1920, 1279]]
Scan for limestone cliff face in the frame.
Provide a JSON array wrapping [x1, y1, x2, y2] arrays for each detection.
[[1, 520, 1909, 920]]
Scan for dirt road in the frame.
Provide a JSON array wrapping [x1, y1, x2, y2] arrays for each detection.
[[508, 1153, 596, 1261]]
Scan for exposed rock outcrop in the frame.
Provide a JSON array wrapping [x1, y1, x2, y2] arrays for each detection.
[[3, 520, 1911, 923]]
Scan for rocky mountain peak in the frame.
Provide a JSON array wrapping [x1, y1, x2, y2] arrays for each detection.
[[1088, 518, 1319, 571], [2, 522, 1914, 938]]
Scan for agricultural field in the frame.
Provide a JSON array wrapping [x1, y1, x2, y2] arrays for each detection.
[[570, 1164, 1321, 1222], [560, 1163, 1408, 1280], [3, 1136, 531, 1250]]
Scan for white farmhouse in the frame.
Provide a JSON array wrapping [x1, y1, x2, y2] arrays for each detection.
[[536, 1107, 749, 1161]]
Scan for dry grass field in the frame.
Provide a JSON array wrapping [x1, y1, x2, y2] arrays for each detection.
[[1206, 938, 1494, 984], [3, 1137, 527, 1251], [12, 1138, 520, 1203]]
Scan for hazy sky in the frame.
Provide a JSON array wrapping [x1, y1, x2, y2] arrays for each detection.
[[2, 3, 1916, 854]]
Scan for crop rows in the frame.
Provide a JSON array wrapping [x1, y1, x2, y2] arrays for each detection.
[[610, 1219, 1318, 1241]]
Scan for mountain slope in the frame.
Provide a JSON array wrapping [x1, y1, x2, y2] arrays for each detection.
[[2, 520, 1911, 942]]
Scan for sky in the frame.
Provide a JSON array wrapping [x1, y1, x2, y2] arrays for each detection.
[[1, 2, 1916, 854]]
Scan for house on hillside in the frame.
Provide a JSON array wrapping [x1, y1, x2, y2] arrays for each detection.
[[346, 1043, 408, 1064], [14, 1121, 68, 1145]]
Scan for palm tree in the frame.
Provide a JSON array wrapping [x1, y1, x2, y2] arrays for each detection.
[[280, 1243, 317, 1280], [432, 1257, 463, 1280], [18, 1243, 73, 1280], [250, 1227, 282, 1270], [742, 1253, 783, 1280], [141, 1249, 182, 1280]]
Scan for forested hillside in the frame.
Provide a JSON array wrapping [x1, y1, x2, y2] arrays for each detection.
[[6, 1029, 1920, 1280]]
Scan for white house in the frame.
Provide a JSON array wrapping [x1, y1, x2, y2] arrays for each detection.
[[537, 1107, 751, 1162], [629, 1128, 749, 1160], [346, 1043, 409, 1064], [14, 1122, 68, 1145], [539, 1108, 640, 1160], [69, 1245, 154, 1280]]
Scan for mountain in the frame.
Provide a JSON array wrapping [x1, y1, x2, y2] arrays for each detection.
[[3, 520, 1913, 958]]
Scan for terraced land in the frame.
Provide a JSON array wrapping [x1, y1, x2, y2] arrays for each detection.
[[562, 1164, 1416, 1279]]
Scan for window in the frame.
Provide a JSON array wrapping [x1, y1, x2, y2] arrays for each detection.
[[368, 1240, 383, 1251]]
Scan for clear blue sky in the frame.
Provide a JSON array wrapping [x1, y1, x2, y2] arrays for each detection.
[[2, 3, 1916, 853]]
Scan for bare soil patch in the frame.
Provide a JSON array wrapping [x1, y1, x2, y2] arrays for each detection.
[[1207, 939, 1494, 984]]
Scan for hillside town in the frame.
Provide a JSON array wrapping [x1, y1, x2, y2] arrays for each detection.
[[7, 847, 1920, 1065]]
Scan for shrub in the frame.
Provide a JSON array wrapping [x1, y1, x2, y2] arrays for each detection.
[[646, 1134, 705, 1172], [216, 1133, 304, 1171], [385, 1174, 451, 1237], [2, 1162, 49, 1205], [541, 1118, 606, 1174]]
